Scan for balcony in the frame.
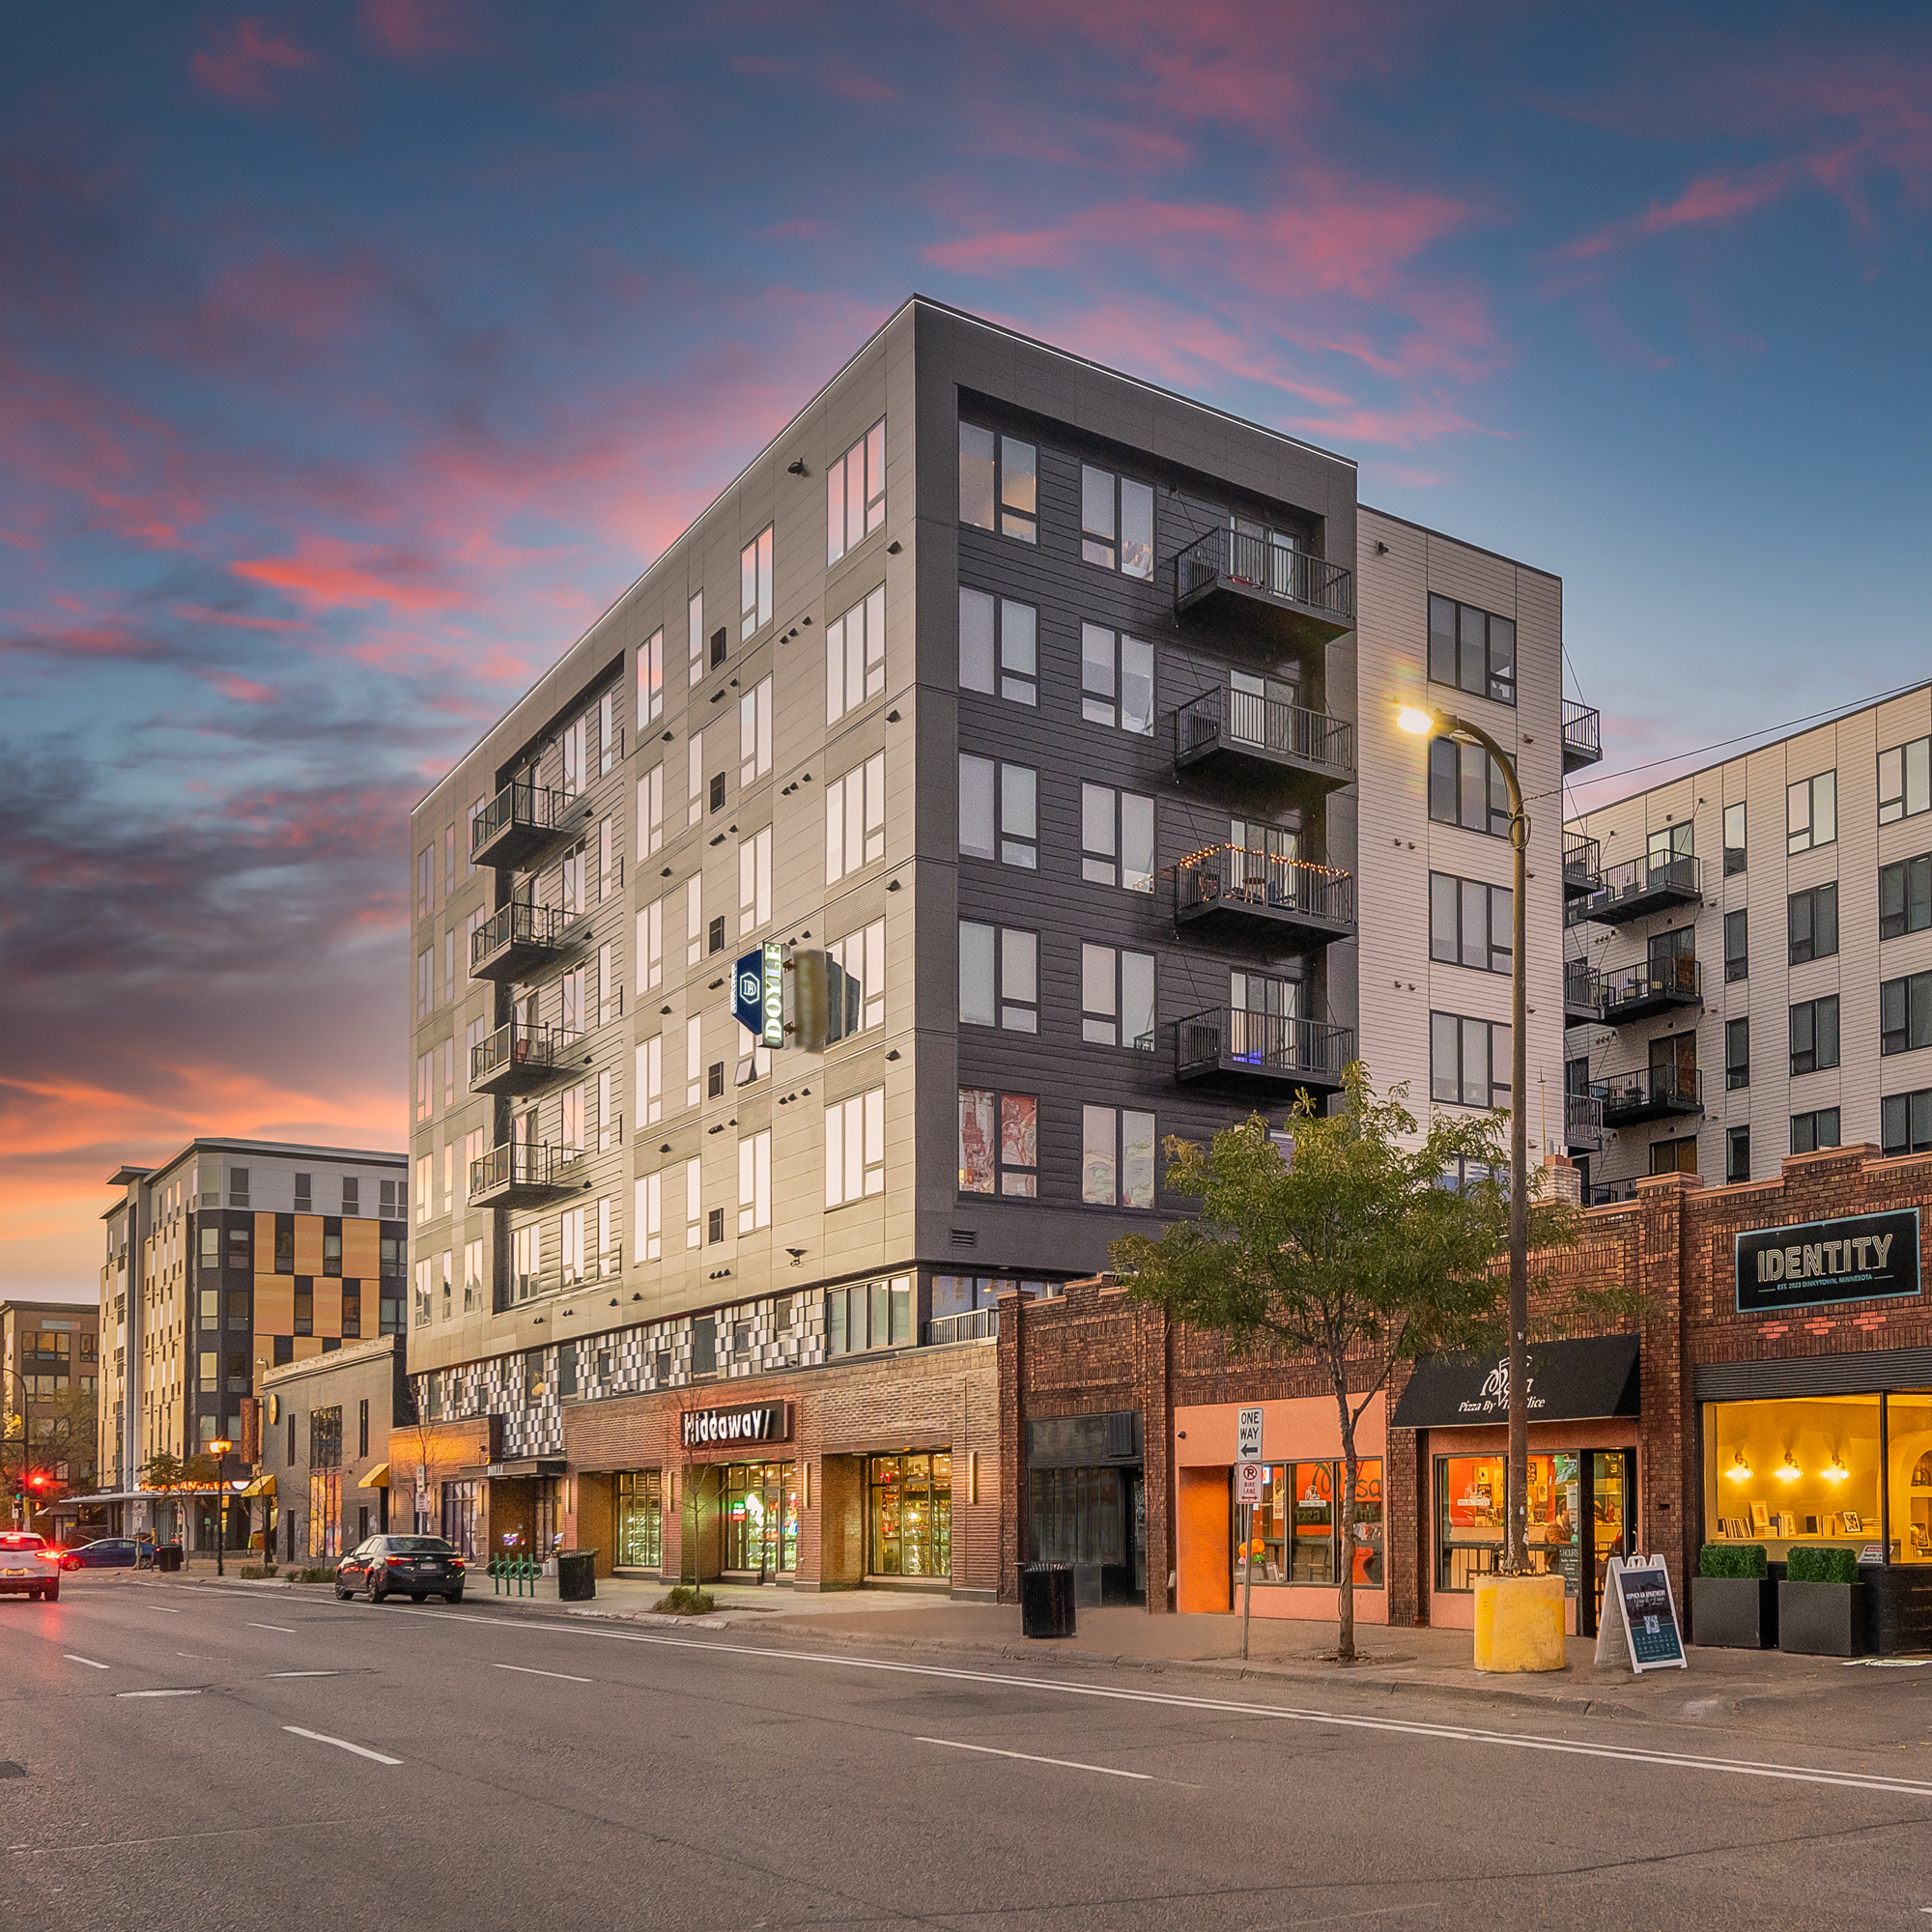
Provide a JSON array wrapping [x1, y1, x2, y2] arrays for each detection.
[[1174, 527, 1354, 646], [469, 779, 582, 870], [923, 1308, 1000, 1347], [1174, 687, 1354, 802], [1563, 830, 1601, 902], [468, 1141, 581, 1208], [1598, 1068, 1703, 1127], [1565, 1093, 1605, 1153], [1569, 852, 1703, 927], [1562, 699, 1604, 772], [1176, 846, 1356, 952], [1175, 1008, 1353, 1099], [1564, 961, 1605, 1027], [470, 901, 577, 982], [1600, 955, 1703, 1026], [469, 1020, 583, 1097]]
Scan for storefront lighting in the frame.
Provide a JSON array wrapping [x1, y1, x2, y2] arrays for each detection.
[[1824, 1455, 1849, 1483], [1776, 1452, 1802, 1482], [1725, 1449, 1751, 1482]]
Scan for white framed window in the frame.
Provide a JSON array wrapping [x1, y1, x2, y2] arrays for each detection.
[[686, 1015, 701, 1109], [639, 628, 664, 723], [638, 1035, 663, 1125], [596, 1197, 614, 1276], [959, 922, 1037, 1033], [739, 825, 772, 934], [829, 918, 886, 1032], [1082, 945, 1155, 1049], [826, 1087, 886, 1206], [512, 1221, 542, 1301], [738, 1129, 772, 1233], [1081, 783, 1154, 892], [1080, 466, 1154, 579], [1082, 1105, 1156, 1208], [685, 1156, 701, 1250], [598, 940, 620, 1025], [466, 796, 484, 876], [687, 732, 704, 828], [464, 1127, 487, 1203], [958, 587, 1037, 705], [957, 423, 1036, 542], [826, 583, 886, 724], [412, 1260, 432, 1327], [826, 752, 886, 882], [597, 1068, 617, 1151], [414, 1052, 433, 1124], [561, 1206, 586, 1288], [598, 816, 616, 900], [638, 898, 663, 994], [562, 715, 587, 800], [827, 416, 886, 563], [685, 872, 703, 966], [416, 846, 432, 917], [1080, 624, 1154, 735], [442, 928, 455, 1005], [740, 675, 773, 785], [414, 1152, 432, 1226], [463, 1237, 483, 1312], [560, 963, 586, 1035], [687, 590, 703, 684], [740, 525, 773, 639], [442, 1143, 454, 1215], [636, 1171, 663, 1263], [1787, 770, 1837, 854], [416, 949, 432, 1019], [734, 1018, 773, 1086], [440, 1037, 455, 1107], [959, 753, 1037, 868], [599, 690, 617, 776], [559, 840, 586, 919], [560, 1084, 585, 1159], [639, 763, 663, 856], [1880, 737, 1932, 827]]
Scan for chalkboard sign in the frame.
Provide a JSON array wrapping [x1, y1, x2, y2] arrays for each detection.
[[1612, 1558, 1686, 1673]]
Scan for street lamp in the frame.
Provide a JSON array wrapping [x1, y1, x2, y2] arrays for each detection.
[[209, 1437, 233, 1577], [1398, 703, 1532, 1577]]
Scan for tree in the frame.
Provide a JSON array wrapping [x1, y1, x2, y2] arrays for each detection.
[[1111, 1069, 1611, 1662], [139, 1449, 218, 1544]]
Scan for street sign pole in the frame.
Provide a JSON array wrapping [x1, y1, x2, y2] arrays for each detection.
[[1235, 1409, 1264, 1664], [1241, 1502, 1255, 1662]]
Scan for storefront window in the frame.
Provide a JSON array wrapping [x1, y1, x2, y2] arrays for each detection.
[[1705, 1394, 1884, 1554], [615, 1469, 663, 1569], [1236, 1460, 1382, 1587], [1437, 1453, 1582, 1595], [307, 1468, 340, 1561], [1030, 1467, 1124, 1565], [1893, 1394, 1932, 1564], [724, 1462, 798, 1575], [868, 1453, 952, 1577], [440, 1479, 478, 1559]]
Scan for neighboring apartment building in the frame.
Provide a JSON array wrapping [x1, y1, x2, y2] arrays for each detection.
[[2, 1298, 100, 1520], [407, 296, 1597, 1596], [95, 1140, 408, 1543], [1566, 684, 1932, 1200]]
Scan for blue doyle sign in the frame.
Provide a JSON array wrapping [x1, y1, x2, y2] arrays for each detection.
[[733, 952, 763, 1035]]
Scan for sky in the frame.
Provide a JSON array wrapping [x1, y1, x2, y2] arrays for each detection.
[[4, 1, 1930, 1300]]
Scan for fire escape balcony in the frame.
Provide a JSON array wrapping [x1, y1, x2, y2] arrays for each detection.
[[468, 1141, 582, 1209], [1175, 1009, 1353, 1099], [1598, 1069, 1703, 1127], [1568, 852, 1703, 927], [1600, 956, 1703, 1027], [469, 1021, 584, 1097], [1564, 962, 1606, 1028], [470, 901, 579, 982], [1563, 830, 1602, 902], [469, 779, 584, 870], [1173, 527, 1354, 646], [1565, 1093, 1605, 1153], [1176, 846, 1355, 952], [1562, 699, 1604, 772], [1174, 687, 1354, 803]]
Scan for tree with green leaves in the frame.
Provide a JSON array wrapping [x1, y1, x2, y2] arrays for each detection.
[[1112, 1069, 1618, 1662], [139, 1449, 218, 1547]]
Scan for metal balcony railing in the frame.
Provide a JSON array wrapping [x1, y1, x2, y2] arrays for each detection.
[[1563, 830, 1601, 896], [470, 1020, 582, 1094], [1565, 960, 1605, 1022], [470, 899, 574, 978], [1598, 1068, 1703, 1124], [468, 1141, 576, 1203], [1575, 851, 1703, 925], [469, 778, 574, 867], [1175, 686, 1354, 784], [1561, 699, 1604, 769], [923, 1308, 1000, 1347], [1174, 526, 1353, 632], [1177, 845, 1356, 932], [1565, 1093, 1605, 1151], [1600, 955, 1702, 1020], [1176, 1008, 1354, 1089]]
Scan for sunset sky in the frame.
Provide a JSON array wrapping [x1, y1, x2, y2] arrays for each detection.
[[5, 2, 1930, 1300]]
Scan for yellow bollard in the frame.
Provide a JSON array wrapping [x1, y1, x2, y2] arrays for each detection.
[[1472, 1572, 1567, 1672]]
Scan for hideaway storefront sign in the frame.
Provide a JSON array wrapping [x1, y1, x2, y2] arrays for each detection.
[[680, 1402, 791, 1450], [1735, 1209, 1920, 1316]]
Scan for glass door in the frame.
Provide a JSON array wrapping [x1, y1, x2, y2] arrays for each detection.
[[1591, 1450, 1635, 1629]]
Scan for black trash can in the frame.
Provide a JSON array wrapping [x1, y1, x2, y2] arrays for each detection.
[[556, 1549, 597, 1603], [157, 1545, 184, 1574], [1020, 1562, 1076, 1639]]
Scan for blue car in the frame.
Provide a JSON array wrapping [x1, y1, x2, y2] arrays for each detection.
[[59, 1537, 140, 1571]]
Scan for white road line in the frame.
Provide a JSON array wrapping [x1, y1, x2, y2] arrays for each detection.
[[392, 1611, 1932, 1804], [63, 1656, 108, 1670], [247, 1623, 297, 1634], [143, 1606, 181, 1614], [918, 1736, 1152, 1780], [491, 1662, 591, 1684], [282, 1726, 400, 1766], [268, 1671, 339, 1678], [115, 1690, 201, 1699]]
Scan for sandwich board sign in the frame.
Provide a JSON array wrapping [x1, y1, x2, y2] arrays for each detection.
[[1594, 1554, 1687, 1674]]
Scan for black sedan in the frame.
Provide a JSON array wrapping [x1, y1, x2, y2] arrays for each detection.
[[336, 1535, 466, 1604], [59, 1537, 140, 1571]]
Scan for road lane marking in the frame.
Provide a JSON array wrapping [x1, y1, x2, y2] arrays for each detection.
[[918, 1736, 1152, 1780], [143, 1606, 181, 1614], [248, 1623, 297, 1634], [63, 1656, 108, 1670], [115, 1690, 201, 1699], [269, 1671, 339, 1678], [492, 1662, 591, 1684], [391, 1611, 1932, 1804], [282, 1726, 400, 1765]]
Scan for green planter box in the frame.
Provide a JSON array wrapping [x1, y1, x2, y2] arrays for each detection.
[[1777, 1579, 1866, 1657], [1693, 1574, 1777, 1649]]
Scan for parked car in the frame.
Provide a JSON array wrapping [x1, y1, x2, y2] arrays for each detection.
[[60, 1537, 141, 1571], [0, 1532, 61, 1602], [336, 1535, 466, 1605]]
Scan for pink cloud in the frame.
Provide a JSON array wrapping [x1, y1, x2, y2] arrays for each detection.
[[1556, 165, 1795, 262], [360, 0, 490, 57], [231, 539, 474, 613], [189, 17, 318, 108]]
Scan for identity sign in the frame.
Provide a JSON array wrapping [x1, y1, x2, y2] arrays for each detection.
[[1735, 1209, 1920, 1316]]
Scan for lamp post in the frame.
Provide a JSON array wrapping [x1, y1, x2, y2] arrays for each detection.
[[1398, 704, 1531, 1577], [209, 1437, 233, 1577]]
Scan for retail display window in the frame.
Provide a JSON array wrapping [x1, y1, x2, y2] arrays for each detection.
[[1435, 1449, 1634, 1622], [868, 1453, 952, 1578], [724, 1462, 798, 1575], [615, 1469, 663, 1569], [1233, 1459, 1383, 1588]]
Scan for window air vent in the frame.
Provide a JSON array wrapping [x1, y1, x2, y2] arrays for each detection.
[[949, 1228, 977, 1250]]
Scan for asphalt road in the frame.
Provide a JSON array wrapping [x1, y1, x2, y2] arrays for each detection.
[[7, 1575, 1932, 1930]]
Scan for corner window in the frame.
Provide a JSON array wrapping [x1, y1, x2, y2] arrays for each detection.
[[958, 423, 1036, 542], [1080, 782, 1153, 892], [1882, 1089, 1932, 1157], [1722, 801, 1746, 876], [826, 1088, 886, 1205], [958, 1089, 1037, 1197], [826, 584, 886, 724], [1080, 624, 1154, 735], [958, 587, 1037, 705], [1879, 736, 1932, 827], [1080, 466, 1154, 579], [1429, 1012, 1511, 1111], [1081, 944, 1155, 1049], [1881, 970, 1932, 1057], [1879, 853, 1932, 941], [1427, 593, 1516, 706], [1787, 770, 1836, 854], [826, 753, 887, 882], [740, 525, 773, 640], [1790, 1108, 1841, 1155], [959, 754, 1036, 869], [827, 417, 886, 564], [1789, 996, 1840, 1076], [1723, 907, 1748, 983], [1428, 873, 1512, 975], [1081, 1105, 1156, 1208], [959, 922, 1037, 1033], [1787, 883, 1838, 965], [1428, 738, 1511, 838]]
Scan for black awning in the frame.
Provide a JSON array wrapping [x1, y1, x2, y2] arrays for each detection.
[[1391, 1335, 1640, 1430]]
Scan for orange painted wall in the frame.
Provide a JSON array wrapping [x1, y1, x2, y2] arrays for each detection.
[[255, 1275, 294, 1336], [311, 1279, 342, 1339], [1177, 1466, 1232, 1613], [342, 1219, 379, 1279], [293, 1215, 324, 1276]]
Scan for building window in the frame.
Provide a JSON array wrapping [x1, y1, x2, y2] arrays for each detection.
[[638, 1035, 663, 1126], [708, 1059, 725, 1100], [1726, 1124, 1750, 1184], [828, 919, 886, 1033], [1427, 593, 1516, 706], [868, 1453, 951, 1578], [412, 1261, 432, 1326], [560, 1084, 585, 1160], [958, 422, 1036, 542], [960, 922, 1037, 1033], [1881, 969, 1932, 1057], [959, 754, 1037, 869], [739, 676, 773, 786], [1789, 996, 1840, 1076], [1429, 1012, 1511, 1111], [1080, 783, 1153, 892], [957, 1089, 1037, 1197], [561, 714, 587, 800], [1079, 624, 1154, 735], [738, 1130, 772, 1234], [828, 416, 887, 564], [957, 587, 1036, 705], [684, 1016, 702, 1110], [1879, 735, 1932, 826], [615, 1470, 664, 1570], [1081, 1105, 1156, 1208], [635, 1171, 662, 1263], [416, 949, 432, 1019], [1722, 801, 1746, 876], [1244, 1459, 1384, 1587], [1882, 1089, 1932, 1157], [1428, 874, 1512, 975], [639, 628, 664, 724], [739, 826, 773, 935], [463, 1237, 483, 1312], [1428, 738, 1511, 838], [1787, 771, 1837, 854], [1080, 465, 1153, 579], [230, 1167, 250, 1208], [1788, 883, 1838, 965], [1791, 1108, 1841, 1154], [827, 1276, 915, 1357], [559, 839, 586, 919], [685, 874, 703, 968], [1724, 908, 1748, 983], [1726, 1016, 1750, 1091], [1880, 853, 1932, 941], [1082, 944, 1155, 1050], [685, 1157, 701, 1251], [639, 898, 664, 993], [739, 525, 773, 639], [413, 1153, 432, 1226], [599, 688, 618, 777], [706, 1207, 725, 1246], [416, 846, 432, 918], [826, 1088, 886, 1206], [827, 753, 887, 881], [827, 583, 886, 723]]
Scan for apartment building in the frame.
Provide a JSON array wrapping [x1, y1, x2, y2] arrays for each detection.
[[407, 296, 1595, 1599], [2, 1298, 100, 1521], [95, 1139, 408, 1542], [1565, 684, 1932, 1199]]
